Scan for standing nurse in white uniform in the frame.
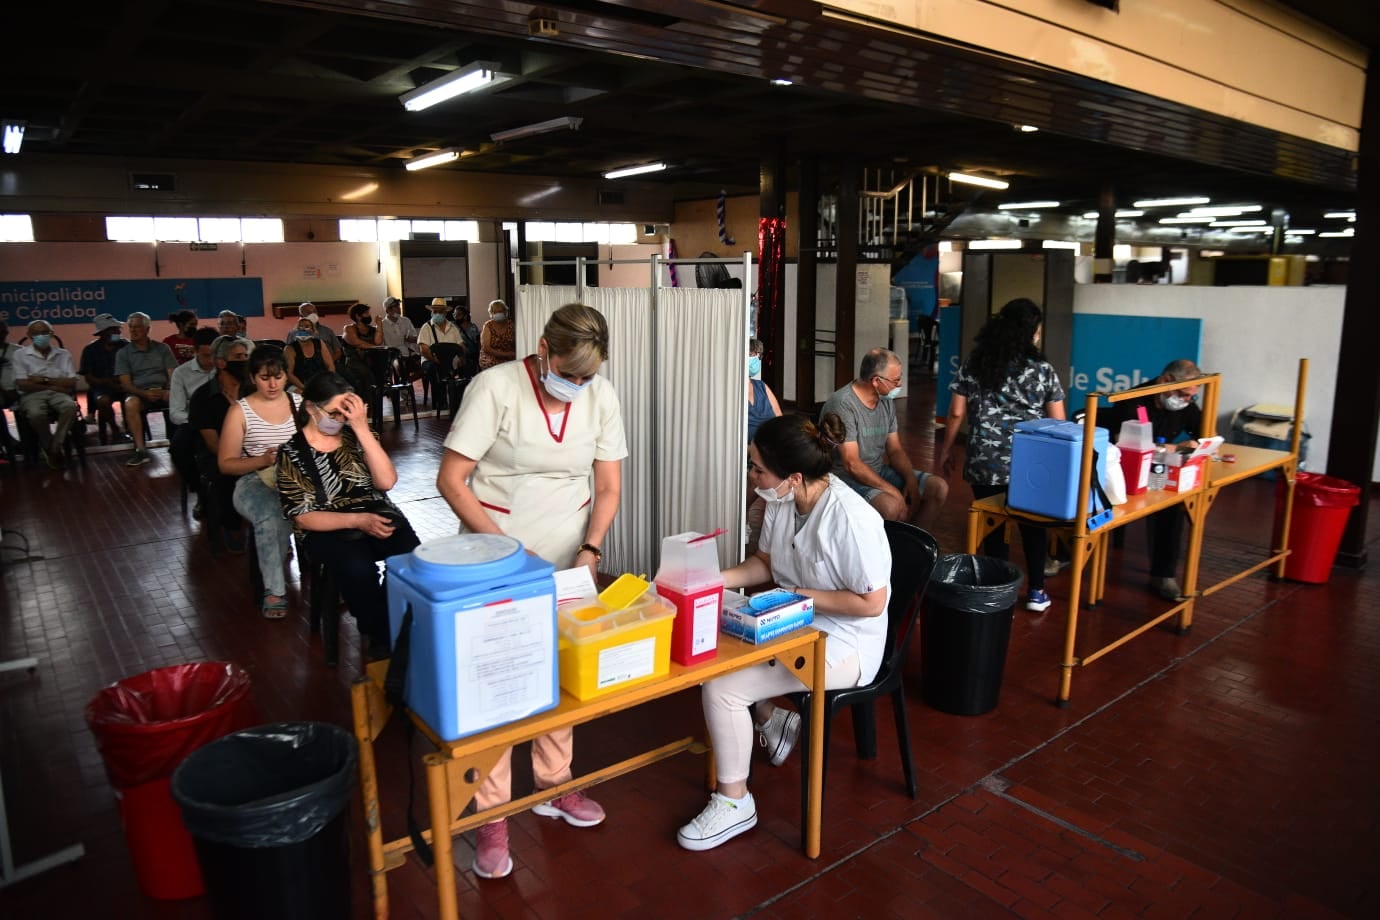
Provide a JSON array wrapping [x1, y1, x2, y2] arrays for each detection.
[[437, 302, 628, 880]]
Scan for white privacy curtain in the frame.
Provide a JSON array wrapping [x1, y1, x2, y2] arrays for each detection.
[[515, 282, 746, 575]]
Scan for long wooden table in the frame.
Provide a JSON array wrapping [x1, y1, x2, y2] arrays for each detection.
[[965, 360, 1307, 706], [352, 627, 826, 919]]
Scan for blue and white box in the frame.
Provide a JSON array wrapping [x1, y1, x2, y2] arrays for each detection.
[[387, 534, 559, 742], [720, 590, 814, 644], [1008, 419, 1112, 523]]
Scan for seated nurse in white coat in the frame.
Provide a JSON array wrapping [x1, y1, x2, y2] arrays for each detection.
[[677, 412, 891, 852]]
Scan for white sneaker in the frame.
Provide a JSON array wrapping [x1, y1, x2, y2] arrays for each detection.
[[676, 792, 757, 851], [757, 708, 801, 766]]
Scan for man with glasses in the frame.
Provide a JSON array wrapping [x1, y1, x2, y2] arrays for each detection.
[[820, 347, 947, 529]]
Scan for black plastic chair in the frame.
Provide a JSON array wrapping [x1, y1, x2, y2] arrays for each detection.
[[788, 521, 939, 844], [383, 348, 418, 431], [428, 342, 470, 419]]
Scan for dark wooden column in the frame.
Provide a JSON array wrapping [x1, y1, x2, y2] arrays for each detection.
[[1094, 182, 1115, 283], [759, 147, 787, 398], [795, 158, 819, 409], [835, 163, 859, 388], [1326, 62, 1380, 568]]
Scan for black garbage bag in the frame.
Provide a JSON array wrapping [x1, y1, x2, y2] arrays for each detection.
[[172, 722, 358, 920], [922, 554, 1023, 716]]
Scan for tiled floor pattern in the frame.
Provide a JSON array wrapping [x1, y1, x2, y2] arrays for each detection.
[[1, 378, 1377, 918]]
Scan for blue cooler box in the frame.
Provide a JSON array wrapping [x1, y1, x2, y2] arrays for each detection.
[[1008, 419, 1111, 521], [387, 534, 559, 741]]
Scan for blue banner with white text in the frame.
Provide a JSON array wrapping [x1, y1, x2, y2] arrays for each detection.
[[0, 278, 265, 326], [1067, 313, 1202, 410]]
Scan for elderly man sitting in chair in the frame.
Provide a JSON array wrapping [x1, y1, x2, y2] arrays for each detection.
[[12, 320, 79, 470], [118, 311, 178, 468]]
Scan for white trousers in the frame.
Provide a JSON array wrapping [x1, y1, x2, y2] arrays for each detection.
[[702, 652, 861, 785]]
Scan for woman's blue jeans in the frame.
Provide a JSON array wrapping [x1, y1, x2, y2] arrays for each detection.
[[233, 473, 292, 599]]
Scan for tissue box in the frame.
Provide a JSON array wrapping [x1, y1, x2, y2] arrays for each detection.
[[720, 590, 814, 644]]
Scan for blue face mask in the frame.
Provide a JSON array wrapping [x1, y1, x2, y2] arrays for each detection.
[[31, 334, 51, 349], [748, 356, 762, 377], [543, 369, 590, 403], [430, 312, 448, 326]]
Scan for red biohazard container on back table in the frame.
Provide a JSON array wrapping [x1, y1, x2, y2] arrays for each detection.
[[85, 662, 256, 900], [1274, 472, 1361, 583], [655, 531, 724, 665]]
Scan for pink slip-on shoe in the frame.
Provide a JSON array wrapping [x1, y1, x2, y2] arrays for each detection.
[[473, 819, 513, 879], [531, 790, 606, 827]]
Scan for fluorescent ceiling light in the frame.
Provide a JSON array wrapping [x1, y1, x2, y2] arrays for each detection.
[[1042, 240, 1079, 250], [1081, 209, 1144, 219], [603, 162, 667, 180], [968, 239, 1023, 250], [399, 61, 502, 112], [948, 172, 1009, 190], [1186, 205, 1262, 216], [490, 116, 583, 143], [1209, 219, 1266, 227], [2, 122, 23, 155], [1323, 211, 1355, 220], [1286, 228, 1317, 235], [1015, 124, 1039, 133], [771, 78, 793, 86], [1320, 229, 1355, 238], [1134, 196, 1210, 208], [1159, 217, 1213, 224], [1226, 226, 1271, 233], [997, 200, 1059, 210], [405, 148, 463, 171]]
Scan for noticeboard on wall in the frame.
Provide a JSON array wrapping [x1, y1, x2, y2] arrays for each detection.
[[402, 256, 468, 300]]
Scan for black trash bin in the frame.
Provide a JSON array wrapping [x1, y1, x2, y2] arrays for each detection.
[[922, 554, 1023, 715], [171, 722, 358, 920]]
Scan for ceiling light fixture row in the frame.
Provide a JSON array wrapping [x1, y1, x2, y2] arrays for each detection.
[[947, 171, 1009, 190], [406, 148, 465, 171], [2, 121, 23, 155]]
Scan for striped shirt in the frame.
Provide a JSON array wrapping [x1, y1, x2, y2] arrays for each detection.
[[238, 394, 301, 457]]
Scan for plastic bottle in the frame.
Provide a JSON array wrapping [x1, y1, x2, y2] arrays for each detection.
[[1149, 437, 1168, 491]]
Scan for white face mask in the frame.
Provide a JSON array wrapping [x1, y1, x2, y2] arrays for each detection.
[[1163, 394, 1191, 411], [754, 478, 794, 504], [306, 313, 320, 325], [884, 386, 904, 400]]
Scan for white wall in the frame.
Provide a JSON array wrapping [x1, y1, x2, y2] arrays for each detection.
[[778, 263, 891, 403], [1073, 284, 1343, 472]]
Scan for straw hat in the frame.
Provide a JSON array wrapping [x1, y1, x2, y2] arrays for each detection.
[[429, 297, 449, 307]]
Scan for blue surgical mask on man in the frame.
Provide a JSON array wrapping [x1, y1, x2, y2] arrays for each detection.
[[430, 312, 448, 326]]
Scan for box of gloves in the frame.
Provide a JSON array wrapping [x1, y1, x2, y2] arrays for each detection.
[[720, 590, 813, 644]]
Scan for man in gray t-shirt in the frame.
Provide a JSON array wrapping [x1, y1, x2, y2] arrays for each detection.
[[116, 311, 177, 466], [820, 347, 947, 529]]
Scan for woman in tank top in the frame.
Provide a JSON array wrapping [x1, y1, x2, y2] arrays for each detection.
[[284, 316, 335, 391], [217, 346, 302, 618]]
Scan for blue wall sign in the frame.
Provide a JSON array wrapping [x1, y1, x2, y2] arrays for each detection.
[[935, 308, 1201, 418], [935, 304, 963, 417], [0, 278, 265, 326], [893, 251, 938, 329], [1067, 314, 1202, 411]]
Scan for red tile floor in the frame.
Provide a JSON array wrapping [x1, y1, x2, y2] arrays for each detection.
[[1, 377, 1377, 919]]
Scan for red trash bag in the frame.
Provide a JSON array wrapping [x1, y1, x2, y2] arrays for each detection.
[[1274, 473, 1361, 583], [85, 662, 257, 899]]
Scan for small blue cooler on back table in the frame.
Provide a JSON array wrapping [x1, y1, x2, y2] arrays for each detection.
[[387, 534, 559, 742], [1008, 419, 1112, 524]]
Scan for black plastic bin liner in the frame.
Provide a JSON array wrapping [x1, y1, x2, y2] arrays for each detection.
[[922, 555, 1022, 716], [171, 722, 358, 920]]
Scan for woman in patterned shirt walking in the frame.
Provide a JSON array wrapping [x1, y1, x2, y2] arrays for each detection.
[[936, 298, 1066, 612]]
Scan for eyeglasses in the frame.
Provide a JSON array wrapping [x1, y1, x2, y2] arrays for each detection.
[[875, 374, 903, 388]]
